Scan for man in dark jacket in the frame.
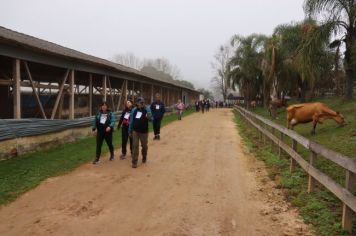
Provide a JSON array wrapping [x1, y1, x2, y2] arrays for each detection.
[[129, 97, 152, 168], [92, 102, 116, 164], [150, 93, 165, 140]]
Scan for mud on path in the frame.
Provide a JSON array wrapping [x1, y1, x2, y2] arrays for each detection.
[[0, 109, 313, 236]]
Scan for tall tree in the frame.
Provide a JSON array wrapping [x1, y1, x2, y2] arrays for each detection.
[[211, 44, 232, 102], [304, 0, 356, 100], [197, 88, 214, 100], [112, 52, 143, 70], [296, 20, 335, 99], [228, 34, 267, 108], [143, 58, 182, 80]]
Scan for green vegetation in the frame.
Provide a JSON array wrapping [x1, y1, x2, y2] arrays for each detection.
[[233, 109, 348, 236], [0, 109, 194, 205]]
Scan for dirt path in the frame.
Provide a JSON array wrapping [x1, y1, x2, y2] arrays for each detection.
[[0, 109, 313, 236]]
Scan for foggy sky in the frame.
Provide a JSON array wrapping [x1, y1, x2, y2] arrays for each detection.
[[0, 0, 305, 89]]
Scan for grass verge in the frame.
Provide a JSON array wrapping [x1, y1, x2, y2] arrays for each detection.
[[0, 109, 195, 205], [233, 109, 348, 236]]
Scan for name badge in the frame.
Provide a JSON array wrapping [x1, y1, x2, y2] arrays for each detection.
[[100, 114, 107, 124], [124, 112, 130, 119], [135, 111, 142, 119], [156, 105, 160, 110]]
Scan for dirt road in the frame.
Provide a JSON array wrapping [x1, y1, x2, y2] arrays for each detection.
[[0, 109, 313, 236]]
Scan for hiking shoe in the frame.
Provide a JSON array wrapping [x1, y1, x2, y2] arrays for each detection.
[[157, 135, 160, 140], [132, 163, 138, 168], [153, 135, 158, 140], [109, 155, 115, 161], [120, 154, 126, 160], [92, 158, 100, 165], [142, 157, 147, 164]]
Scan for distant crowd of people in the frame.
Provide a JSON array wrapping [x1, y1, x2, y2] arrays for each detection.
[[91, 93, 185, 168], [194, 99, 231, 113]]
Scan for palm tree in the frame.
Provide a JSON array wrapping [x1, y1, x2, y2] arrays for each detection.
[[262, 23, 302, 104], [228, 34, 267, 108], [265, 20, 334, 102], [296, 20, 335, 99], [304, 0, 356, 100]]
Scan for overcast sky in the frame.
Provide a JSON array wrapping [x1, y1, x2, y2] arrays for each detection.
[[0, 0, 306, 89]]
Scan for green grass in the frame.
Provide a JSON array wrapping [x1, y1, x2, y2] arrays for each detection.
[[0, 109, 195, 205], [233, 110, 348, 236]]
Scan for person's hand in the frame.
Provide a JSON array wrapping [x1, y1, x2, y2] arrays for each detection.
[[92, 130, 97, 136], [106, 127, 111, 133], [129, 132, 132, 138]]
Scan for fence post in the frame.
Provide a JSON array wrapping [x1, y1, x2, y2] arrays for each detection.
[[307, 151, 317, 193], [342, 170, 356, 233], [263, 124, 266, 144], [279, 132, 283, 158], [290, 139, 297, 172], [271, 127, 275, 151]]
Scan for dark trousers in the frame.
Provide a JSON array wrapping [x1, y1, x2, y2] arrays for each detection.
[[153, 118, 162, 136], [121, 126, 132, 155], [96, 131, 114, 159], [132, 131, 148, 164]]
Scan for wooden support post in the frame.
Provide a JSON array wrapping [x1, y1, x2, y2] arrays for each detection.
[[167, 89, 170, 107], [102, 75, 107, 102], [23, 61, 47, 119], [58, 91, 65, 119], [124, 80, 128, 101], [69, 70, 75, 119], [116, 81, 125, 111], [342, 170, 356, 233], [107, 76, 115, 110], [51, 69, 69, 120], [131, 81, 135, 101], [279, 132, 284, 158], [290, 139, 297, 172], [13, 59, 21, 119], [307, 151, 317, 193], [140, 82, 143, 98], [89, 74, 93, 116]]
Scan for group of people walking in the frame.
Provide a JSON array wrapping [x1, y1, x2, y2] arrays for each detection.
[[194, 99, 230, 113], [195, 99, 211, 113], [92, 93, 185, 168]]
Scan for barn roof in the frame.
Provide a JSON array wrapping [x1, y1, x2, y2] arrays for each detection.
[[0, 26, 196, 92]]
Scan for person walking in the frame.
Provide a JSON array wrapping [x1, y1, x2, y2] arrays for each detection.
[[117, 100, 133, 160], [195, 100, 200, 112], [92, 102, 116, 164], [206, 99, 210, 112], [150, 93, 165, 140], [200, 100, 205, 114], [129, 97, 152, 168], [175, 99, 185, 120]]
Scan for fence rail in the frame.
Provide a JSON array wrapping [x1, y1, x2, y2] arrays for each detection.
[[234, 105, 356, 233], [0, 107, 177, 141]]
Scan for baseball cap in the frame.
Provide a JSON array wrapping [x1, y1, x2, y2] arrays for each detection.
[[136, 97, 145, 103]]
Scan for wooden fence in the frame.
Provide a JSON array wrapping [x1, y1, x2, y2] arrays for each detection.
[[234, 105, 356, 233]]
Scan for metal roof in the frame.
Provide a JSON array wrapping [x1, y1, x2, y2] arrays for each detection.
[[0, 26, 196, 92]]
